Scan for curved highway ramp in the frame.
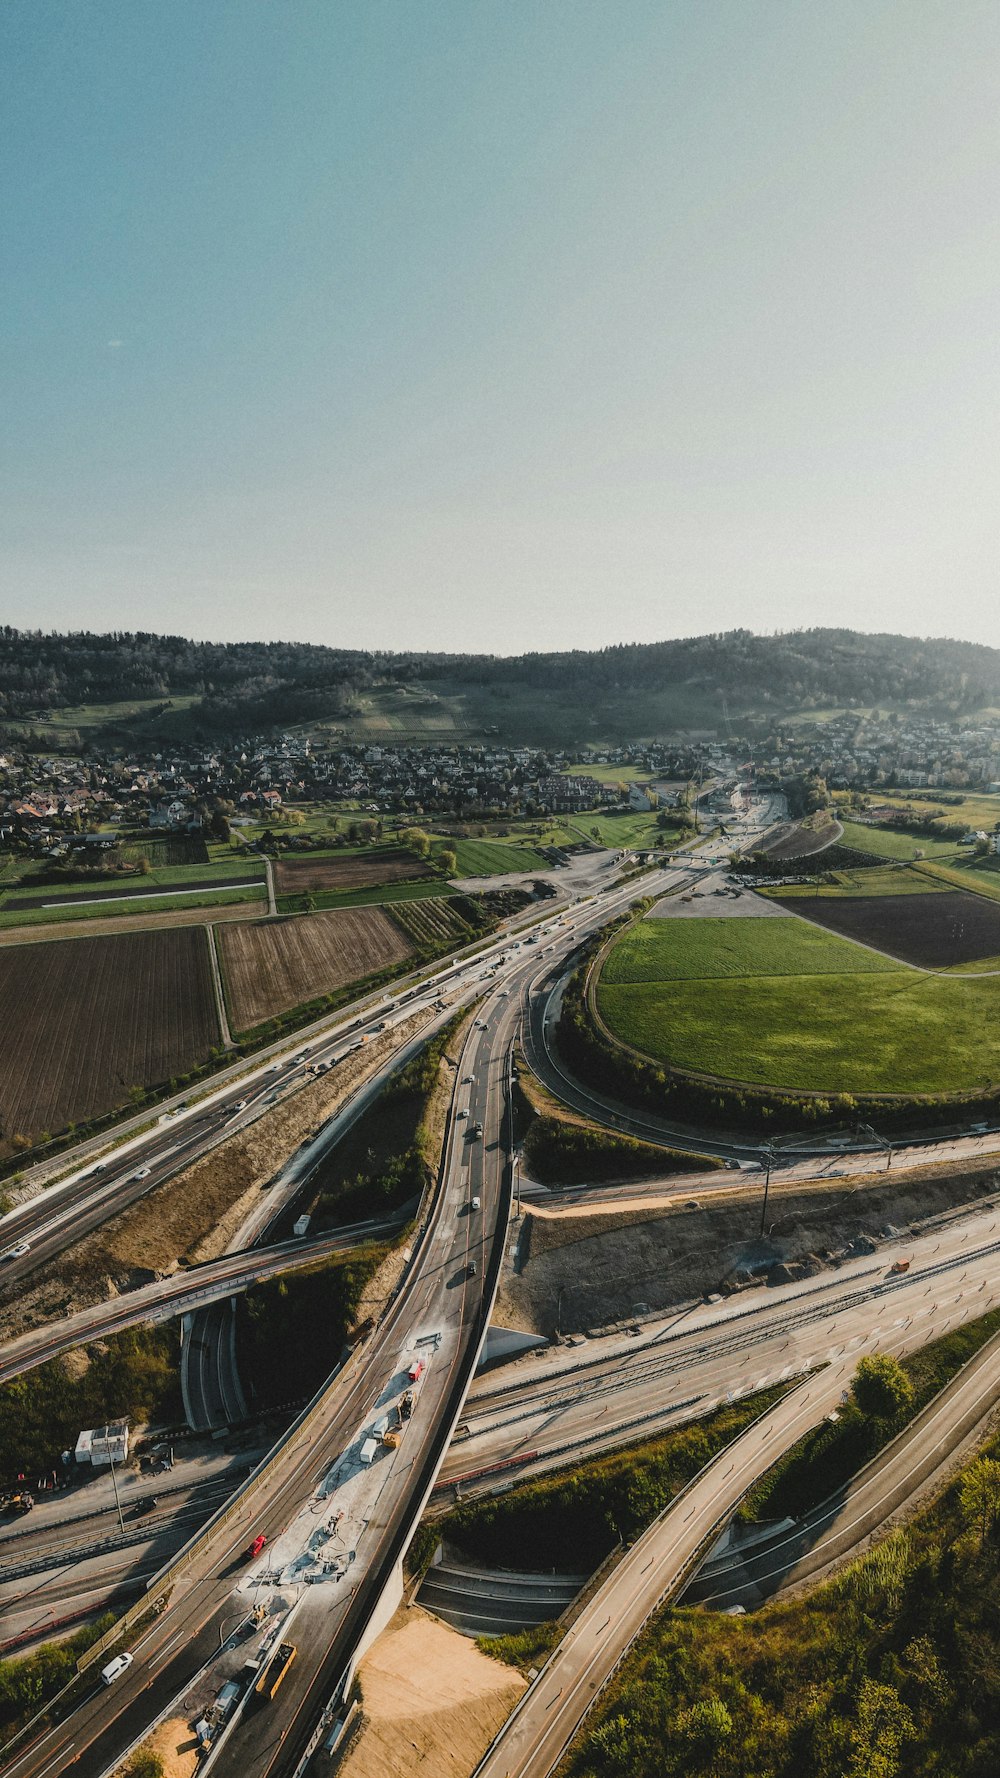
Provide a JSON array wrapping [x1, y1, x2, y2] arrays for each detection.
[[418, 1556, 586, 1637]]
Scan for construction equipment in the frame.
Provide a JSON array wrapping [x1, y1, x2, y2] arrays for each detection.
[[254, 1641, 297, 1703]]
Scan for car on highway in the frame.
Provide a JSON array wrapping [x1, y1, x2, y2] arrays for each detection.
[[245, 1532, 267, 1560], [468, 1259, 478, 1277], [471, 1195, 481, 1211], [101, 1652, 134, 1686], [473, 1121, 483, 1137], [291, 1054, 307, 1066], [132, 1167, 151, 1180], [462, 1074, 474, 1084], [1, 1241, 31, 1261], [233, 1099, 248, 1111], [456, 1108, 468, 1119]]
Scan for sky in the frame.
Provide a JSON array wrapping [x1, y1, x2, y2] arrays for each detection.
[[3, 1, 999, 656]]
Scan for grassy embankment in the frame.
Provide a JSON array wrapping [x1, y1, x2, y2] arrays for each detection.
[[516, 1061, 718, 1184], [596, 915, 1000, 1096], [739, 1310, 1000, 1526]]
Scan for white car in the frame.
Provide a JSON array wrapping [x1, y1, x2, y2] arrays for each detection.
[[132, 1167, 151, 1180], [233, 1099, 248, 1112], [100, 1651, 133, 1686], [1, 1241, 31, 1261], [456, 1108, 468, 1119]]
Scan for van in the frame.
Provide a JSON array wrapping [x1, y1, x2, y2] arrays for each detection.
[[101, 1652, 134, 1686], [471, 1195, 481, 1211]]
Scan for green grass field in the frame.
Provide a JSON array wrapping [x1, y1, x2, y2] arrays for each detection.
[[837, 819, 963, 861], [602, 917, 898, 984], [434, 838, 549, 876], [274, 879, 455, 914], [567, 809, 674, 849], [597, 914, 1000, 1094], [764, 864, 946, 899]]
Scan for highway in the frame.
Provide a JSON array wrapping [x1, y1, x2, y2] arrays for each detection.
[[0, 870, 659, 1778], [473, 1372, 848, 1778], [442, 1196, 1000, 1495], [10, 790, 992, 1776], [0, 1218, 404, 1387]]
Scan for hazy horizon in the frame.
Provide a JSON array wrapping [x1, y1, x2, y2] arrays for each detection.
[[5, 3, 999, 654]]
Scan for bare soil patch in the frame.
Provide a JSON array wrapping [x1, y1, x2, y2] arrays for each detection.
[[133, 1717, 200, 1778], [337, 1605, 526, 1778], [775, 888, 1000, 967], [219, 907, 414, 1030], [0, 1013, 431, 1342], [495, 1162, 1000, 1337], [0, 899, 257, 946], [0, 928, 219, 1155], [273, 847, 433, 894]]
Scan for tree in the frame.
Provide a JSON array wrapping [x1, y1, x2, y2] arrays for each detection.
[[439, 848, 457, 874], [959, 1455, 1000, 1547], [402, 826, 431, 858], [851, 1354, 913, 1423]]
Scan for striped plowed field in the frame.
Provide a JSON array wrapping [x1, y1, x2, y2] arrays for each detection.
[[0, 927, 219, 1153], [390, 896, 473, 947], [218, 907, 414, 1030], [273, 847, 433, 894]]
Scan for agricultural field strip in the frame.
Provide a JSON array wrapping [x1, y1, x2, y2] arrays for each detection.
[[0, 927, 220, 1148], [217, 903, 415, 1030], [5, 871, 264, 910]]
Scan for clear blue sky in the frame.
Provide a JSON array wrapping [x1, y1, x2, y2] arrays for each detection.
[[3, 2, 998, 654]]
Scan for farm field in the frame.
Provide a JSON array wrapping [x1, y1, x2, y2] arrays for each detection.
[[0, 899, 260, 946], [390, 896, 482, 948], [275, 879, 452, 915], [218, 908, 414, 1030], [0, 928, 219, 1153], [596, 913, 1000, 1094], [0, 885, 267, 929], [772, 888, 1000, 969], [913, 858, 1000, 904], [837, 819, 962, 861], [769, 865, 945, 898], [436, 839, 550, 876], [272, 846, 433, 895]]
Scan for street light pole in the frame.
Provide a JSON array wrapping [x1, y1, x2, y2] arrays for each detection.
[[108, 1451, 125, 1538]]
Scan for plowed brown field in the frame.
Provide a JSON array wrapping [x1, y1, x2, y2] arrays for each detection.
[[0, 928, 219, 1153], [219, 908, 414, 1030], [273, 847, 432, 894], [773, 889, 1000, 967]]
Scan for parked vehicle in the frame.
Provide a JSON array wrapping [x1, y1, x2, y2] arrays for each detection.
[[1, 1241, 31, 1261], [889, 1258, 912, 1275], [360, 1437, 379, 1465], [400, 1390, 414, 1420], [407, 1357, 425, 1383]]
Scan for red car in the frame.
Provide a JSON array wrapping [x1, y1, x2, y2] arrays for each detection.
[[246, 1533, 267, 1560]]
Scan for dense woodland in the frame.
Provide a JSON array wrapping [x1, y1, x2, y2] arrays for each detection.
[[1, 625, 999, 734]]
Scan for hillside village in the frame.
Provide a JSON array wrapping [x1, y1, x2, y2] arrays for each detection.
[[3, 704, 1000, 852]]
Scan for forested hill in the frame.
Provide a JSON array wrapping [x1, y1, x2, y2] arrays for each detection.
[[1, 625, 998, 736]]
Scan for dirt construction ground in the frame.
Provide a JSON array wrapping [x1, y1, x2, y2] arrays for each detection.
[[0, 1012, 431, 1342], [337, 1605, 525, 1778], [494, 1161, 1000, 1337]]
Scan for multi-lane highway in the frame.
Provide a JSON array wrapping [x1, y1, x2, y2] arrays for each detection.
[[9, 790, 993, 1778], [443, 1196, 1000, 1495], [0, 866, 663, 1778]]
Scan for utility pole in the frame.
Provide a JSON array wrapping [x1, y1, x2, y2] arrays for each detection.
[[759, 1142, 776, 1236], [858, 1120, 892, 1171]]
